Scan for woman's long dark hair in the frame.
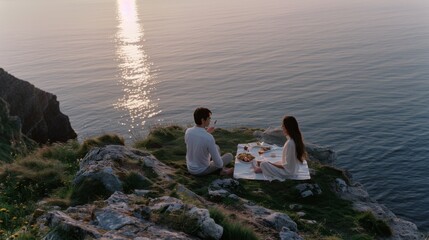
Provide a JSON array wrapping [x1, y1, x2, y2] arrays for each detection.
[[283, 116, 307, 162]]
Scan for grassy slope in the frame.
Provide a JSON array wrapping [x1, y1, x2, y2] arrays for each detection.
[[0, 126, 389, 240], [133, 126, 384, 239]]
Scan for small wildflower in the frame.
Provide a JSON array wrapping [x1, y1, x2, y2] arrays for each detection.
[[12, 216, 17, 220]]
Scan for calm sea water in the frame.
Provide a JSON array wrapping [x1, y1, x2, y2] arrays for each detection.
[[1, 0, 428, 231]]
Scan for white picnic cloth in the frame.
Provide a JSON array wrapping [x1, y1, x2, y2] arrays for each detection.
[[233, 143, 311, 181]]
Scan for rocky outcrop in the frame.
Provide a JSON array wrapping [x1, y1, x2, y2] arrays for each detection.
[[71, 145, 174, 205], [35, 145, 306, 239], [36, 146, 225, 240], [259, 129, 425, 239], [207, 178, 303, 240], [0, 68, 76, 143], [334, 178, 424, 240], [38, 192, 205, 240], [30, 135, 424, 240]]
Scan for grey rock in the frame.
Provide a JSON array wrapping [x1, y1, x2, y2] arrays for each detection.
[[244, 204, 272, 216], [263, 212, 297, 232], [295, 183, 322, 198], [145, 225, 196, 240], [244, 203, 300, 237], [335, 178, 348, 192], [296, 212, 306, 217], [188, 207, 223, 240], [134, 190, 151, 197], [94, 208, 137, 230], [279, 227, 304, 240], [175, 184, 205, 203], [43, 210, 101, 239], [104, 192, 131, 211], [228, 193, 240, 200], [301, 219, 317, 225], [149, 197, 223, 240], [334, 179, 425, 240], [149, 196, 184, 211], [209, 178, 240, 191], [306, 143, 337, 164], [208, 189, 231, 198], [72, 145, 168, 203], [300, 190, 314, 198]]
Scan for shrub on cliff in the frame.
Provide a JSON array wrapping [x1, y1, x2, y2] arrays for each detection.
[[357, 211, 392, 237], [209, 207, 258, 240], [78, 134, 125, 157]]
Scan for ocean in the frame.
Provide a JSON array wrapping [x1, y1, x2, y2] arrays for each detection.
[[1, 0, 428, 231]]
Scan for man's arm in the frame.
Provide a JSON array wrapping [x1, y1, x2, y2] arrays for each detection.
[[207, 137, 223, 168]]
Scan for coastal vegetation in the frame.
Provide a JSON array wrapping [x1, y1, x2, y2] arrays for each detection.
[[0, 120, 394, 239]]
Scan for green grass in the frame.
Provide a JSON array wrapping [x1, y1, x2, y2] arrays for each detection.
[[136, 125, 391, 239], [78, 134, 125, 157], [209, 207, 259, 240], [122, 171, 154, 193], [0, 134, 127, 238], [0, 125, 393, 240], [357, 211, 392, 237], [151, 208, 200, 235]]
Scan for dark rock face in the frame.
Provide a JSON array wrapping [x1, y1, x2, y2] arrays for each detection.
[[0, 98, 36, 162], [0, 68, 77, 143]]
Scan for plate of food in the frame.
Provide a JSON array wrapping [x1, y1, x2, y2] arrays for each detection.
[[237, 153, 255, 163], [256, 146, 272, 155]]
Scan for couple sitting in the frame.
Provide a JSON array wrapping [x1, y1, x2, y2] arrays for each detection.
[[185, 107, 309, 181]]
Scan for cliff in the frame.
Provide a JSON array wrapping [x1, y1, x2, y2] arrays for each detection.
[[0, 98, 35, 162], [0, 68, 76, 143], [0, 127, 424, 239], [0, 72, 424, 238]]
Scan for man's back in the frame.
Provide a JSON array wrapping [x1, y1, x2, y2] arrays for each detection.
[[185, 126, 222, 175]]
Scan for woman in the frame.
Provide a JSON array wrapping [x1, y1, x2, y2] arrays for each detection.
[[253, 116, 310, 181]]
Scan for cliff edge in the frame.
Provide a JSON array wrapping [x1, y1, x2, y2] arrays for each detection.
[[0, 68, 77, 143]]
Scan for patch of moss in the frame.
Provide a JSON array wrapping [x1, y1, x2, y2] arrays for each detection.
[[209, 207, 259, 240], [70, 178, 113, 206], [0, 158, 66, 203], [122, 171, 153, 193], [357, 211, 392, 237], [152, 208, 200, 235], [78, 134, 125, 157]]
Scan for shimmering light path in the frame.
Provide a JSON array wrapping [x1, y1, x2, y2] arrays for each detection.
[[114, 0, 160, 133]]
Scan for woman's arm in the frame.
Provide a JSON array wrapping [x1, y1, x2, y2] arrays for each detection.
[[255, 160, 284, 169], [269, 161, 284, 169]]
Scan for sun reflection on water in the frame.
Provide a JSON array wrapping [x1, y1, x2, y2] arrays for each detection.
[[114, 0, 160, 134]]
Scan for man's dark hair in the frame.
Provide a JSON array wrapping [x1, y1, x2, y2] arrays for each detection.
[[194, 107, 211, 125]]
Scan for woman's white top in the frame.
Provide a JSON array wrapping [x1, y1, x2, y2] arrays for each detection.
[[260, 137, 310, 181]]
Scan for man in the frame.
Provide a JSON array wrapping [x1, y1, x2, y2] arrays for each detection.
[[185, 107, 234, 176]]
